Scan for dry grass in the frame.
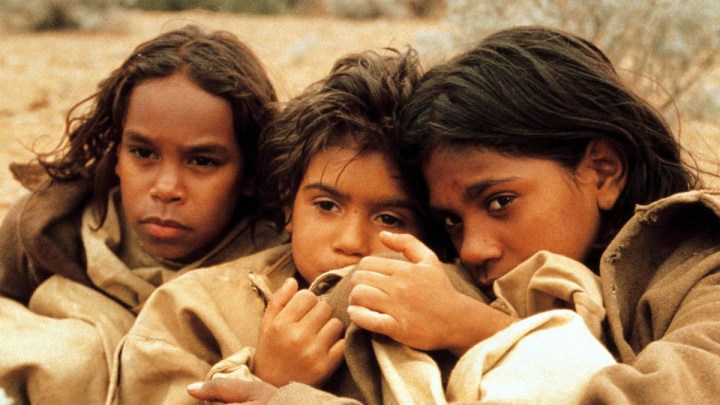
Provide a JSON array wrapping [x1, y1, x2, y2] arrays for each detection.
[[0, 9, 717, 220], [0, 9, 446, 219]]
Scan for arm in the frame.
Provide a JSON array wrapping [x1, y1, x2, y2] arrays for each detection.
[[188, 379, 363, 405], [347, 232, 516, 356], [0, 196, 34, 302], [581, 269, 720, 404], [112, 268, 267, 405]]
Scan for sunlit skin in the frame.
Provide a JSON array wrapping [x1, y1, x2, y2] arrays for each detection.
[[251, 146, 424, 389], [115, 72, 246, 262], [287, 147, 423, 283], [425, 147, 603, 286], [346, 140, 625, 356]]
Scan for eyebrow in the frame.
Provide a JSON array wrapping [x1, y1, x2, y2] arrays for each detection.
[[122, 132, 234, 155], [303, 182, 416, 211], [430, 176, 520, 212], [462, 177, 519, 202]]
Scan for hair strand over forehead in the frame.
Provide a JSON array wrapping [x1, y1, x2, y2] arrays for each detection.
[[400, 25, 702, 268]]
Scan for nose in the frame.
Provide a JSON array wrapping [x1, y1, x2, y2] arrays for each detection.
[[332, 212, 371, 258], [150, 164, 185, 203], [458, 229, 502, 269]]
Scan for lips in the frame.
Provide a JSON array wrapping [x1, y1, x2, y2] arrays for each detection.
[[140, 217, 191, 240]]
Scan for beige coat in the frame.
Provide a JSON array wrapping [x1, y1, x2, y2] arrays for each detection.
[[0, 180, 282, 405], [110, 245, 296, 404], [269, 190, 720, 404], [110, 246, 486, 405]]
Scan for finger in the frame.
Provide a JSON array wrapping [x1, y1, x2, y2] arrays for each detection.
[[264, 278, 298, 321], [274, 289, 318, 324], [348, 283, 389, 309], [379, 231, 440, 265], [350, 268, 391, 287], [296, 299, 335, 332], [347, 304, 397, 335], [326, 337, 346, 372], [316, 317, 345, 348], [187, 379, 251, 402], [353, 256, 409, 277]]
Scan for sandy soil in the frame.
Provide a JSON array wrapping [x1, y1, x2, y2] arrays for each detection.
[[0, 9, 451, 219], [0, 9, 717, 221]]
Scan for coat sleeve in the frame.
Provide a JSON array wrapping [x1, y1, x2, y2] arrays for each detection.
[[581, 268, 720, 404], [0, 196, 33, 303], [110, 269, 266, 405], [269, 383, 363, 405]]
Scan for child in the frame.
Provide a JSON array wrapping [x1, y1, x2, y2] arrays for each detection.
[[199, 26, 720, 404], [111, 47, 461, 404], [0, 25, 282, 404], [346, 25, 720, 404]]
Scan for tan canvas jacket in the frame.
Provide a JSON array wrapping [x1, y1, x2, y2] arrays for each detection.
[[111, 244, 296, 405], [269, 190, 720, 404], [0, 179, 283, 405]]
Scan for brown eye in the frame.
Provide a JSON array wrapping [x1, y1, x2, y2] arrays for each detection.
[[443, 213, 461, 228], [314, 200, 339, 212], [487, 194, 515, 211], [189, 156, 218, 167], [377, 213, 404, 227], [130, 147, 155, 160]]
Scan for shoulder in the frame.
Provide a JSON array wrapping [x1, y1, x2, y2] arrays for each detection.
[[609, 190, 720, 255], [634, 189, 720, 222], [151, 244, 293, 298]]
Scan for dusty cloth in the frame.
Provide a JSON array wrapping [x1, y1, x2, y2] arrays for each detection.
[[265, 261, 488, 405], [0, 180, 282, 304], [374, 251, 616, 405], [0, 277, 134, 404], [270, 190, 720, 404], [0, 180, 282, 405], [110, 244, 300, 404], [582, 189, 720, 404]]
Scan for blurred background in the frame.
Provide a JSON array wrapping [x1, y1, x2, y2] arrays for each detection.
[[1, 0, 718, 219]]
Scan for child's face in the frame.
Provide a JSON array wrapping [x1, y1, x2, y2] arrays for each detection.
[[424, 147, 604, 286], [115, 72, 245, 262], [287, 146, 423, 283]]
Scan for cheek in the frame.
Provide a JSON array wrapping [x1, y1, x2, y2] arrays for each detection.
[[207, 168, 244, 206], [289, 227, 317, 280]]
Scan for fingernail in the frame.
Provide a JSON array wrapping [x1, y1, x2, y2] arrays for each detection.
[[186, 382, 203, 391]]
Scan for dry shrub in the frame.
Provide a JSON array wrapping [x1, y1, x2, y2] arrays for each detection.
[[444, 0, 720, 128], [321, 0, 444, 19], [0, 0, 129, 32]]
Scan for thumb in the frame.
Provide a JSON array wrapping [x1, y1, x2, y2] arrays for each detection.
[[187, 379, 250, 402], [264, 277, 298, 321], [378, 231, 440, 265]]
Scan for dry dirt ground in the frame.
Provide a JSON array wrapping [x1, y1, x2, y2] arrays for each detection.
[[0, 10, 718, 221]]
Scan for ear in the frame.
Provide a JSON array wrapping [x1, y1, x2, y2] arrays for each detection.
[[283, 206, 293, 234], [114, 152, 121, 177], [578, 138, 627, 211]]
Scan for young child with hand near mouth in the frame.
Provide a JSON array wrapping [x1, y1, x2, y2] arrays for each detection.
[[110, 47, 441, 404]]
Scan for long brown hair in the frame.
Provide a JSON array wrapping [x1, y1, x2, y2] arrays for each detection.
[[33, 24, 277, 226]]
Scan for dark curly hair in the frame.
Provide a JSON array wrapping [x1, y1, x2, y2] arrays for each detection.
[[257, 47, 450, 256], [31, 24, 277, 226]]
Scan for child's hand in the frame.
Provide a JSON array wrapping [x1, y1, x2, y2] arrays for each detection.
[[253, 278, 345, 388], [347, 231, 513, 355], [187, 378, 276, 404]]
